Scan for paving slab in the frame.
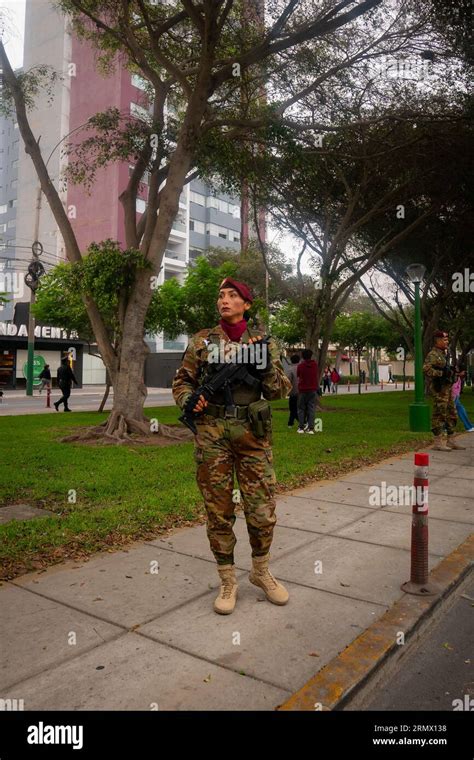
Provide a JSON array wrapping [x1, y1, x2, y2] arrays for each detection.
[[139, 581, 382, 693], [291, 482, 391, 509], [1, 633, 290, 711], [267, 536, 443, 606], [338, 467, 442, 486], [381, 491, 473, 522], [0, 504, 56, 524], [334, 509, 472, 556], [12, 546, 233, 628], [293, 481, 473, 522], [267, 496, 374, 534], [449, 464, 474, 480], [147, 516, 317, 571], [373, 459, 459, 476], [0, 583, 123, 691]]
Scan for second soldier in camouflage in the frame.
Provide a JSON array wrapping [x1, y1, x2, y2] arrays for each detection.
[[423, 330, 466, 451]]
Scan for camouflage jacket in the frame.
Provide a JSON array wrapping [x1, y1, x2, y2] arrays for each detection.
[[423, 347, 450, 390], [171, 323, 292, 410]]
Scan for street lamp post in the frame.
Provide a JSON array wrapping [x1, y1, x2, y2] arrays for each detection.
[[406, 263, 431, 432]]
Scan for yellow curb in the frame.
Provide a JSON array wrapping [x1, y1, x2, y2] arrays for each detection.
[[276, 534, 474, 711]]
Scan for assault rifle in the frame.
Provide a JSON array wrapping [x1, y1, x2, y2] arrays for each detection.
[[179, 336, 271, 435]]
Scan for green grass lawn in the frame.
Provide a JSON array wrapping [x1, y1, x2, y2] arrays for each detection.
[[1, 391, 472, 579]]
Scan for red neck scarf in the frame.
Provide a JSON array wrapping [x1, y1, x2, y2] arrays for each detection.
[[219, 317, 248, 342]]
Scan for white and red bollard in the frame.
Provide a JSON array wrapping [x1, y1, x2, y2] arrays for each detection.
[[401, 453, 439, 596]]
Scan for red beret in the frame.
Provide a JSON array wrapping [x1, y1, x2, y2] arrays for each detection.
[[433, 330, 448, 338], [219, 277, 253, 303]]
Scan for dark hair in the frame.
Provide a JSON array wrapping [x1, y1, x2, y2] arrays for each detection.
[[61, 357, 68, 364], [302, 348, 313, 360], [290, 354, 300, 364], [243, 311, 250, 322]]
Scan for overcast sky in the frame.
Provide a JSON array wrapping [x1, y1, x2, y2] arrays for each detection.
[[1, 0, 25, 69]]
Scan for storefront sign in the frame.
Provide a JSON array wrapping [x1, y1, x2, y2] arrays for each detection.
[[0, 322, 79, 340]]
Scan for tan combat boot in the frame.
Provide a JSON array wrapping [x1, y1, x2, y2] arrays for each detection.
[[446, 434, 466, 450], [432, 434, 451, 451], [214, 564, 238, 615], [249, 553, 289, 605]]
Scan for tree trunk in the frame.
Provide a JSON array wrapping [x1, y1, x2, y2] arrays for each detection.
[[62, 323, 193, 444]]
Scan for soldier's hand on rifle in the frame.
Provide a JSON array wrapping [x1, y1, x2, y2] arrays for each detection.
[[193, 394, 208, 413], [248, 335, 262, 344]]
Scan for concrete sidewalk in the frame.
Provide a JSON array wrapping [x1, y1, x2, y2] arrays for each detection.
[[1, 435, 472, 711]]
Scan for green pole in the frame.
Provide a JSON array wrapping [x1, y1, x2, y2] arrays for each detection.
[[409, 281, 431, 431], [414, 282, 423, 403]]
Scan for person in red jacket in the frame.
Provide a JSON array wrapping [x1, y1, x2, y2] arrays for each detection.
[[296, 348, 319, 434]]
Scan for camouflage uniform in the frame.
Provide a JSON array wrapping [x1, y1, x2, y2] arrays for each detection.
[[423, 347, 457, 435], [172, 323, 292, 565]]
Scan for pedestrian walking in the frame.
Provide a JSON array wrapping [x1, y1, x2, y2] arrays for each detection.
[[54, 357, 78, 412], [38, 364, 51, 393]]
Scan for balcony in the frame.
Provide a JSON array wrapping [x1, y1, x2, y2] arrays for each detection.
[[164, 249, 187, 265]]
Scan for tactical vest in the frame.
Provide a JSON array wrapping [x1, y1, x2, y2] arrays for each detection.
[[196, 326, 265, 406]]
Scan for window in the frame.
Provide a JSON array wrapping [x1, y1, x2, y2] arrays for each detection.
[[8, 199, 16, 208], [189, 248, 204, 260], [14, 122, 18, 129], [229, 203, 241, 219], [207, 196, 219, 209], [217, 199, 228, 214], [229, 229, 241, 243], [189, 219, 205, 234], [207, 223, 229, 240], [11, 159, 18, 169], [190, 191, 205, 206], [136, 198, 146, 213], [130, 101, 151, 124], [7, 219, 16, 228], [131, 73, 148, 90], [0, 224, 6, 233], [0, 204, 6, 214]]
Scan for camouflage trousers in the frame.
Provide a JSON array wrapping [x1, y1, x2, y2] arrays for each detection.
[[431, 386, 457, 436], [193, 414, 277, 566]]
